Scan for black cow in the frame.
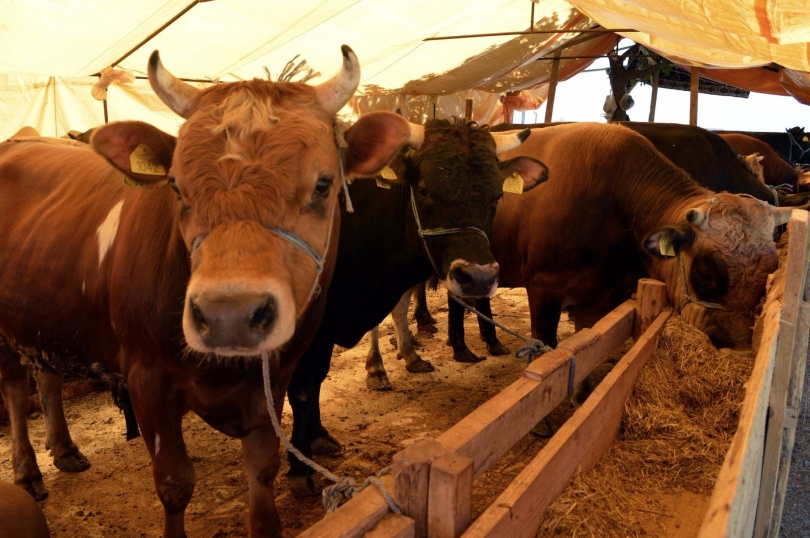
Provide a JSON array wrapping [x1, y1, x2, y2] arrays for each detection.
[[285, 119, 549, 489], [713, 127, 810, 166]]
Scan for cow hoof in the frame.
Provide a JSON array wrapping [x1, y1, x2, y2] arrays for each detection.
[[288, 473, 324, 497], [17, 478, 48, 501], [453, 349, 485, 363], [485, 341, 510, 356], [405, 358, 434, 373], [416, 323, 438, 334], [366, 371, 393, 391], [311, 430, 343, 455], [53, 450, 90, 473], [530, 416, 560, 438]]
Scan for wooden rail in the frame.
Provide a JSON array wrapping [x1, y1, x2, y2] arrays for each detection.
[[299, 279, 668, 537]]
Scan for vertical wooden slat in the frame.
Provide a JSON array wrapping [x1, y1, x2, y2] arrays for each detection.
[[633, 278, 667, 340], [427, 453, 474, 538], [648, 70, 659, 122], [544, 49, 561, 123], [689, 67, 700, 126], [393, 439, 446, 538]]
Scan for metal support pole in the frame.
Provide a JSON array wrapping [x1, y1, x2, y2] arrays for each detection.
[[648, 71, 659, 123], [464, 98, 473, 122], [690, 67, 700, 126], [544, 49, 561, 123]]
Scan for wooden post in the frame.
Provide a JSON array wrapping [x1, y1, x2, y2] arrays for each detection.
[[428, 453, 473, 538], [464, 98, 473, 122], [544, 49, 561, 123], [689, 67, 700, 126], [648, 70, 659, 122], [393, 439, 446, 538], [633, 278, 668, 340]]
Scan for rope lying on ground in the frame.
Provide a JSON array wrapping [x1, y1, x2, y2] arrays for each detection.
[[261, 352, 401, 515]]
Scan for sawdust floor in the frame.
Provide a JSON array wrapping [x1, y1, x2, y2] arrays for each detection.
[[0, 285, 785, 537]]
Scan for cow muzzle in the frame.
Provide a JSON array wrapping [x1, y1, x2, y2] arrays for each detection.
[[183, 281, 295, 357], [444, 260, 499, 298]]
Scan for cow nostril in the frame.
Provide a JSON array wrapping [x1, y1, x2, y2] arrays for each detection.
[[190, 300, 208, 334], [249, 297, 277, 333], [451, 266, 473, 285]]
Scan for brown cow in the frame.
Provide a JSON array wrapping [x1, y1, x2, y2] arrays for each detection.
[[0, 480, 49, 538], [491, 123, 782, 350], [0, 47, 413, 538], [720, 132, 809, 192]]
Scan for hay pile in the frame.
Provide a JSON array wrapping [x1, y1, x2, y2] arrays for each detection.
[[538, 315, 754, 537]]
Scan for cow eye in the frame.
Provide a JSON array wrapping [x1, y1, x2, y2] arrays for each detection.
[[315, 175, 333, 197], [492, 193, 503, 203], [170, 181, 180, 195], [418, 185, 430, 198]]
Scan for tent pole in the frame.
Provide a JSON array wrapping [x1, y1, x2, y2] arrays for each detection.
[[465, 98, 473, 122], [544, 49, 561, 123], [690, 67, 700, 126], [648, 71, 659, 122], [103, 99, 109, 124]]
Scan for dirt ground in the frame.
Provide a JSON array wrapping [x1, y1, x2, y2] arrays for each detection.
[[1, 285, 808, 537]]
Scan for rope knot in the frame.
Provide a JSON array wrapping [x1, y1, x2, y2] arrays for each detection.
[[515, 339, 552, 363], [322, 467, 401, 515]]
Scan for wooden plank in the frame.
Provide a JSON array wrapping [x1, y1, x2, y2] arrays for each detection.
[[427, 453, 473, 538], [393, 439, 446, 538], [690, 67, 700, 126], [438, 300, 635, 478], [648, 70, 659, 122], [699, 297, 781, 538], [544, 49, 561, 123], [298, 475, 395, 538], [365, 514, 415, 538], [462, 310, 671, 538], [634, 279, 668, 340], [755, 211, 810, 537]]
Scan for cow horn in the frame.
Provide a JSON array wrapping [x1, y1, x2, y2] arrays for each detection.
[[407, 123, 425, 148], [492, 129, 531, 155], [772, 207, 797, 227], [686, 208, 707, 227], [148, 51, 200, 119], [314, 45, 361, 115]]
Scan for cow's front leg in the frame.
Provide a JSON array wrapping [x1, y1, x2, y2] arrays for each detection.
[[33, 369, 90, 472], [365, 327, 392, 390], [242, 423, 282, 538], [392, 288, 433, 373], [412, 282, 438, 333], [474, 297, 510, 355], [128, 365, 194, 538], [447, 293, 485, 363], [0, 351, 47, 500]]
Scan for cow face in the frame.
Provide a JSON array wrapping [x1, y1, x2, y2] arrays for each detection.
[[93, 48, 412, 357], [643, 193, 779, 349], [403, 120, 548, 298]]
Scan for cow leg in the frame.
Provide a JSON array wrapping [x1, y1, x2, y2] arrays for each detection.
[[32, 369, 90, 472], [447, 292, 485, 363], [413, 282, 438, 334], [241, 424, 282, 538], [569, 319, 593, 408], [0, 351, 47, 500], [287, 336, 335, 495], [393, 289, 433, 373], [365, 327, 392, 391], [474, 297, 510, 355], [526, 289, 561, 349], [128, 364, 195, 538], [111, 380, 141, 440]]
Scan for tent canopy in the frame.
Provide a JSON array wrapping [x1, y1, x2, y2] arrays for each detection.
[[1, 0, 808, 139]]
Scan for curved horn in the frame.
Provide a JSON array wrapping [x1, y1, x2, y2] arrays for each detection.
[[314, 45, 361, 115], [407, 123, 425, 149], [148, 51, 200, 119], [685, 208, 707, 227], [772, 206, 796, 227], [492, 129, 531, 155]]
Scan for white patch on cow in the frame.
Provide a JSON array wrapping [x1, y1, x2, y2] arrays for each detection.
[[96, 200, 124, 268], [82, 281, 86, 294], [155, 433, 161, 456]]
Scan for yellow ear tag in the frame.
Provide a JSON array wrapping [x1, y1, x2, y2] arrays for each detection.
[[375, 178, 391, 189], [380, 166, 397, 180], [659, 235, 676, 257], [502, 171, 524, 194], [803, 136, 809, 142], [130, 143, 166, 176]]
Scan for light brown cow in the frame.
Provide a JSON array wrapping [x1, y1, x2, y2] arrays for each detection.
[[0, 480, 49, 538], [0, 46, 413, 537]]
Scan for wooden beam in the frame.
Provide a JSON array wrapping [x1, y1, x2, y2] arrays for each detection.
[[427, 452, 474, 538], [298, 475, 395, 538], [423, 28, 635, 42], [756, 210, 810, 537], [462, 309, 670, 538], [648, 70, 659, 122], [633, 279, 667, 340], [544, 49, 561, 123], [690, 67, 700, 126], [365, 513, 415, 538], [436, 300, 635, 478], [699, 287, 782, 537], [393, 439, 446, 538]]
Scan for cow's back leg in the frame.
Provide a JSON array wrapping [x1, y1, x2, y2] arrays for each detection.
[[474, 297, 510, 355], [127, 362, 195, 538], [447, 293, 485, 363], [392, 288, 433, 373], [32, 369, 90, 473], [241, 422, 282, 537], [0, 348, 47, 500], [365, 327, 392, 391], [412, 281, 437, 333]]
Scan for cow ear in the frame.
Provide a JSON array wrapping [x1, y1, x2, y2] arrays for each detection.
[[91, 121, 175, 189], [642, 225, 695, 258], [342, 112, 412, 176], [499, 156, 549, 192]]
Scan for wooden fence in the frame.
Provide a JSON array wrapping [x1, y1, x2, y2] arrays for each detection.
[[299, 209, 810, 538]]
